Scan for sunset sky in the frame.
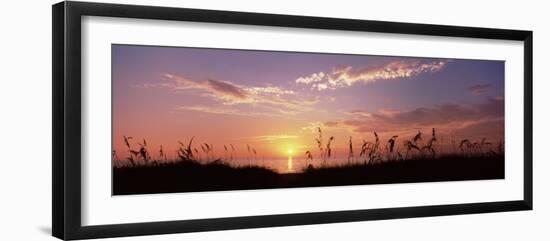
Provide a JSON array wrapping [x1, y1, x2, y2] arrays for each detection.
[[112, 44, 504, 164]]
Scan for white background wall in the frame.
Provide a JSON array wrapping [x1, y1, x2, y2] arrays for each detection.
[[0, 0, 547, 240]]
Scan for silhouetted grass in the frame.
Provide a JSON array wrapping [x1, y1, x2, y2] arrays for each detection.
[[113, 153, 504, 195], [114, 127, 504, 195]]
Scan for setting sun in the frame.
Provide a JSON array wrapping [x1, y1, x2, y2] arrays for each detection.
[[111, 44, 506, 195]]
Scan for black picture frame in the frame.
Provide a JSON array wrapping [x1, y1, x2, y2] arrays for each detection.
[[52, 1, 533, 240]]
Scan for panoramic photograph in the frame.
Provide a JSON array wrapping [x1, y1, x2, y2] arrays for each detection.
[[112, 44, 505, 195]]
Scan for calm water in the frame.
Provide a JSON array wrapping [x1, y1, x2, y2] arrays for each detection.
[[113, 156, 311, 173], [226, 156, 363, 173], [228, 156, 304, 173]]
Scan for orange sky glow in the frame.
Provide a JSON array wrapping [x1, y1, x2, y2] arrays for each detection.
[[112, 45, 505, 171]]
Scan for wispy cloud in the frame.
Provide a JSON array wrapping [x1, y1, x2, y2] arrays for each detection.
[[466, 83, 492, 95], [147, 73, 319, 116], [295, 72, 325, 84], [295, 60, 448, 91], [163, 74, 250, 104], [176, 106, 271, 117], [344, 110, 373, 118], [244, 86, 295, 96]]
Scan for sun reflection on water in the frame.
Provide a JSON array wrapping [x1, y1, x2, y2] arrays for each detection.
[[287, 156, 293, 172]]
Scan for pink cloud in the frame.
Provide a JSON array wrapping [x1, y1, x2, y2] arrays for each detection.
[[326, 97, 504, 140], [159, 73, 318, 115], [162, 74, 251, 104]]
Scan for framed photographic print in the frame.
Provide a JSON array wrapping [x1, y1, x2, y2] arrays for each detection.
[[52, 1, 533, 240]]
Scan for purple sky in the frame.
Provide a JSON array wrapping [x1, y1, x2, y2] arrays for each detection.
[[112, 44, 504, 161]]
